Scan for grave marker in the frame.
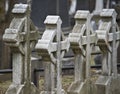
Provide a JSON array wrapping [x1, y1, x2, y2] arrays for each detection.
[[35, 15, 69, 94], [3, 3, 39, 94], [95, 9, 120, 94], [68, 10, 97, 94]]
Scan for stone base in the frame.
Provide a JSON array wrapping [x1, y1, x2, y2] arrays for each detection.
[[67, 80, 90, 94], [5, 82, 39, 94], [41, 91, 55, 94], [41, 89, 66, 94], [95, 75, 120, 94], [5, 84, 24, 94]]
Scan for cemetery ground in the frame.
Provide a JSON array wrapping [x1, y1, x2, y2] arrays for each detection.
[[0, 69, 100, 94]]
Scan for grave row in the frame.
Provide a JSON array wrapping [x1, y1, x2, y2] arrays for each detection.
[[2, 3, 120, 94]]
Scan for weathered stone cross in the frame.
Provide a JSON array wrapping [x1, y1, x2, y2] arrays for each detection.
[[3, 3, 39, 94], [96, 9, 120, 76], [95, 9, 120, 94], [68, 10, 97, 94], [35, 15, 69, 94]]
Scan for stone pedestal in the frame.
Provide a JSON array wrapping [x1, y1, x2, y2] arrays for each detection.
[[95, 9, 120, 94], [96, 75, 120, 94]]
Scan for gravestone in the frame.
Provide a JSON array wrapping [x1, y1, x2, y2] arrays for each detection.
[[95, 9, 120, 94], [68, 10, 97, 94], [35, 15, 69, 94], [3, 3, 39, 94]]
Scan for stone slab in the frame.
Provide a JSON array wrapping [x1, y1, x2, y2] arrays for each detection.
[[95, 75, 120, 94], [67, 80, 89, 94]]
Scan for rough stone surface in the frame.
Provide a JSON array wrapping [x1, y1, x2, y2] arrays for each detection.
[[68, 10, 97, 94], [3, 3, 39, 94], [35, 15, 69, 94], [95, 9, 120, 94]]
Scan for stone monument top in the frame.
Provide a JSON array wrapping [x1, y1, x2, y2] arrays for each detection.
[[12, 4, 28, 14]]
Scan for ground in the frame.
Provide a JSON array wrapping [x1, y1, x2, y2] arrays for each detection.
[[0, 69, 100, 94], [0, 76, 74, 94]]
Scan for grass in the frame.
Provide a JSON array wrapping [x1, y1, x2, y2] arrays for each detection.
[[39, 75, 74, 91], [0, 69, 99, 94], [62, 75, 74, 91], [0, 80, 11, 94], [0, 75, 74, 94]]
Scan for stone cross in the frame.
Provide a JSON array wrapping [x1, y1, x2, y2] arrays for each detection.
[[68, 10, 97, 94], [35, 15, 69, 94], [95, 9, 120, 94], [3, 4, 39, 94]]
